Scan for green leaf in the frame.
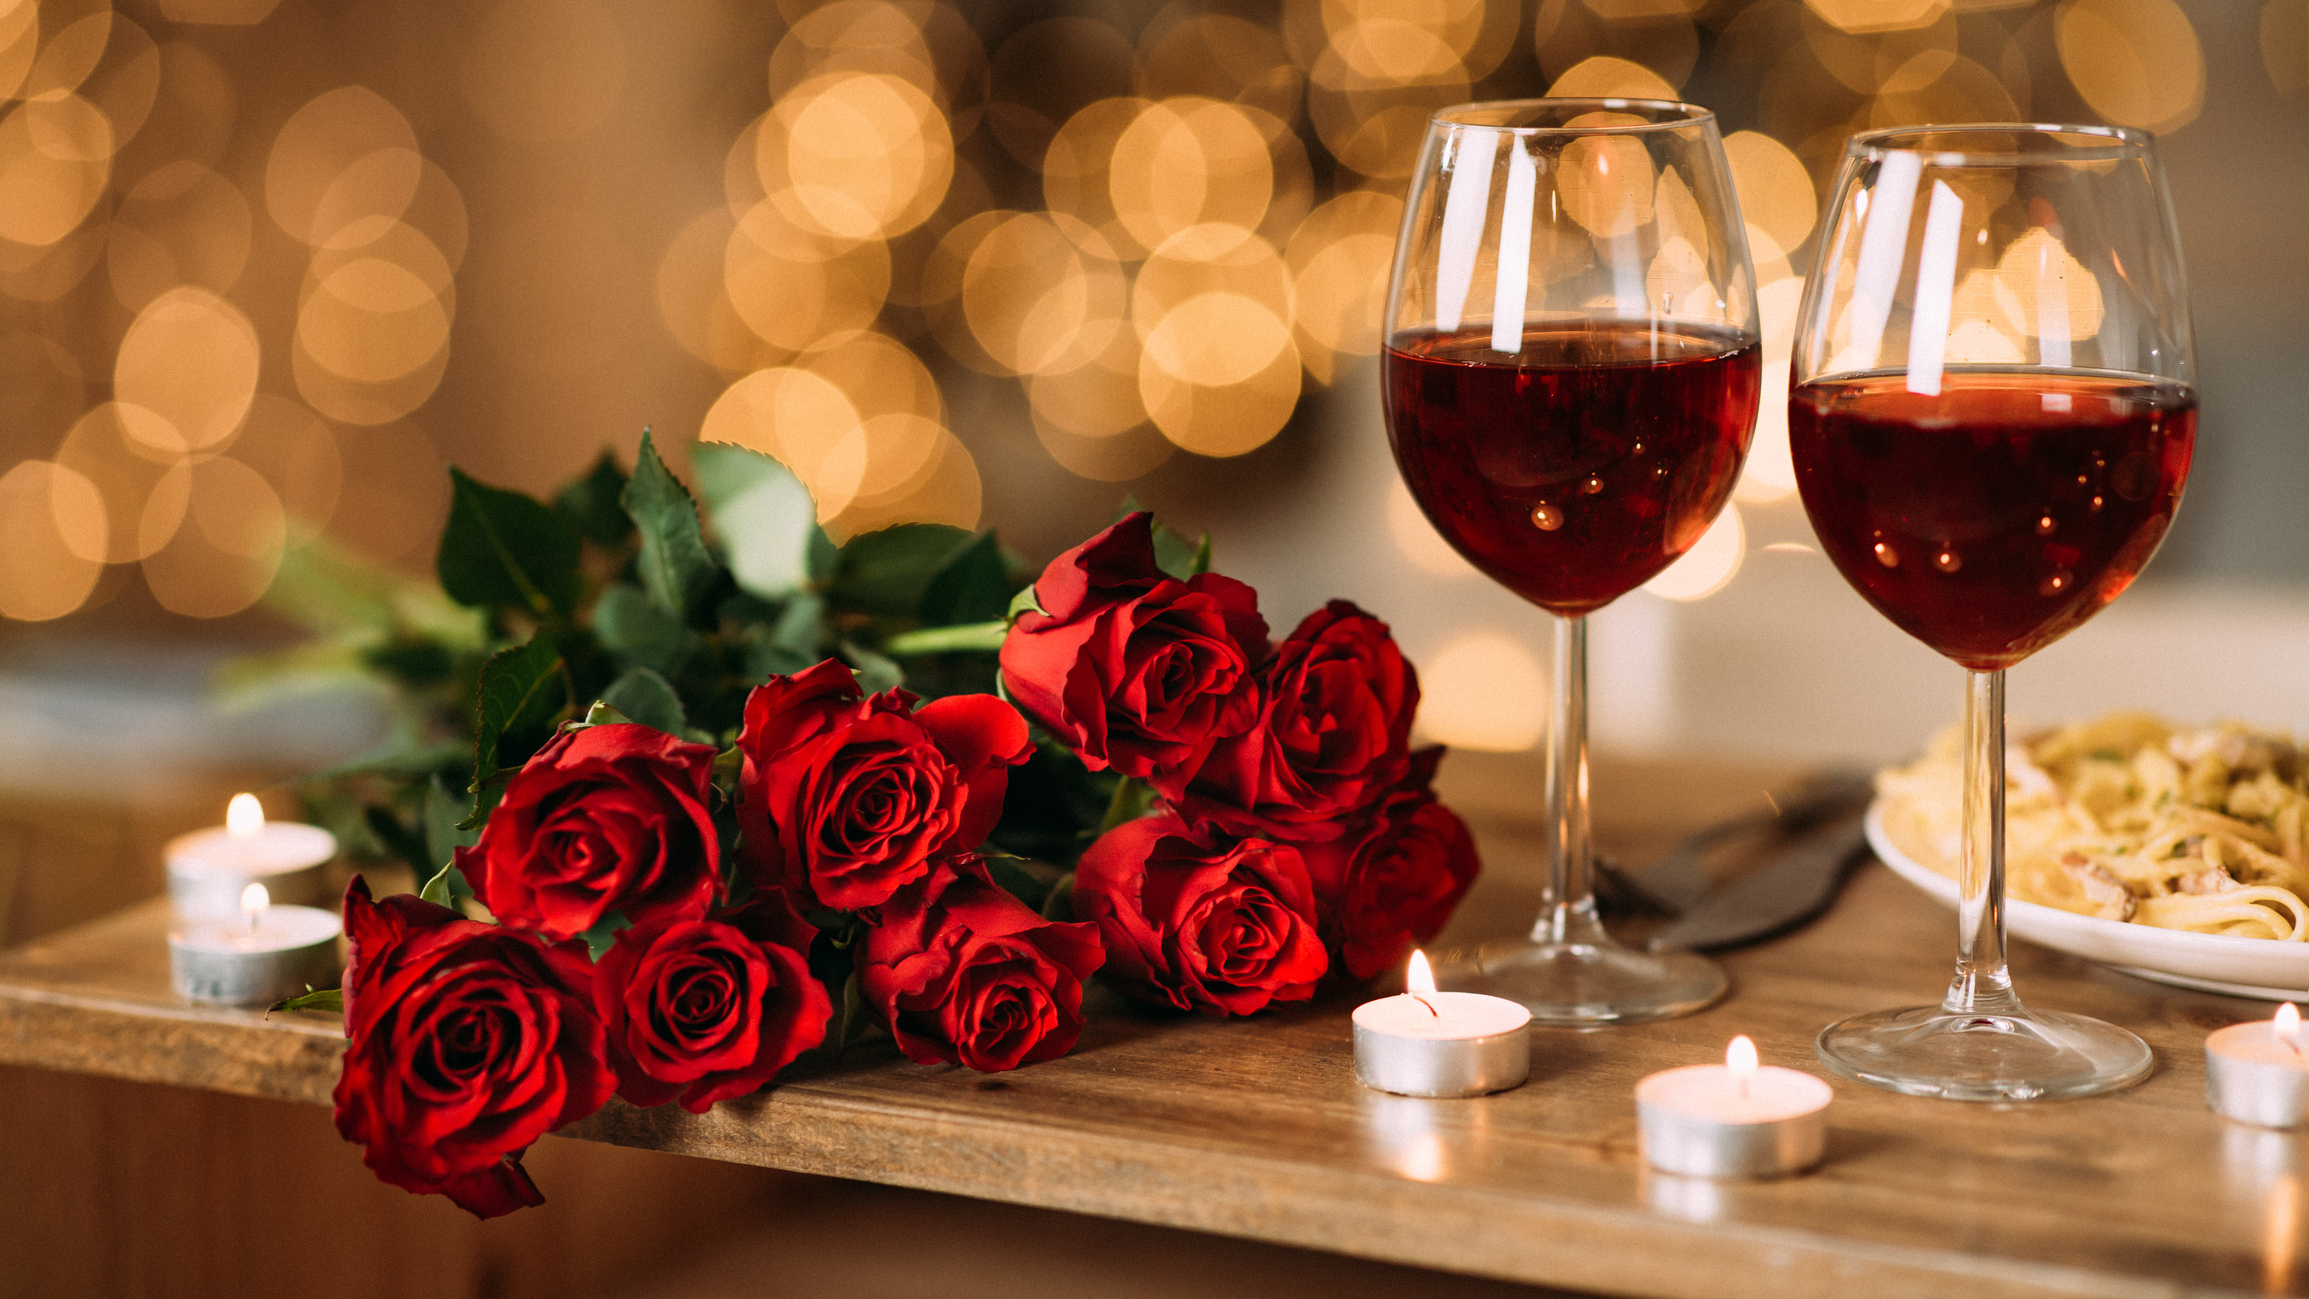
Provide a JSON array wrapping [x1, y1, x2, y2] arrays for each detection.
[[841, 640, 903, 696], [918, 530, 1012, 626], [597, 667, 686, 735], [692, 442, 816, 598], [592, 583, 689, 670], [1039, 872, 1076, 922], [837, 969, 876, 1051], [770, 591, 824, 655], [1006, 583, 1045, 621], [983, 855, 1058, 912], [830, 524, 972, 617], [418, 860, 466, 906], [1098, 776, 1155, 833], [438, 467, 583, 616], [555, 450, 634, 548], [1152, 524, 1208, 582], [308, 740, 469, 782], [364, 805, 434, 878], [359, 639, 455, 687], [259, 535, 410, 636], [882, 621, 1008, 657], [806, 526, 840, 586], [579, 911, 632, 962], [622, 430, 723, 623], [470, 632, 569, 810], [267, 987, 343, 1016], [423, 776, 479, 882]]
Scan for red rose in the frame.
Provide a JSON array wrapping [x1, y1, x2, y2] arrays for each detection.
[[455, 722, 722, 942], [593, 891, 833, 1114], [1072, 813, 1329, 1016], [999, 513, 1268, 788], [1177, 601, 1417, 839], [858, 856, 1104, 1072], [1301, 754, 1482, 980], [738, 659, 1031, 912], [332, 877, 615, 1219]]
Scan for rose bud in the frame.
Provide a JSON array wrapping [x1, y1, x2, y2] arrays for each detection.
[[1300, 757, 1482, 981], [1176, 601, 1417, 840], [999, 512, 1268, 790], [332, 876, 615, 1219], [1072, 813, 1329, 1017], [738, 660, 1032, 912], [455, 722, 722, 942], [593, 891, 834, 1114], [858, 856, 1104, 1073]]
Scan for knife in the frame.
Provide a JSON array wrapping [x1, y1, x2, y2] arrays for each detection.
[[1628, 769, 1876, 916], [1645, 812, 1874, 952]]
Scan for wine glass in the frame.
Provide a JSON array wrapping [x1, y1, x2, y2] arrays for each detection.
[[1382, 100, 1761, 1024], [1791, 125, 2194, 1100]]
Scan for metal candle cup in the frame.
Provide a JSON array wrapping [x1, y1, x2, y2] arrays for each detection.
[[168, 887, 342, 1007], [167, 795, 337, 921], [2207, 1004, 2309, 1129], [1636, 1037, 1831, 1179], [1352, 951, 1531, 1098]]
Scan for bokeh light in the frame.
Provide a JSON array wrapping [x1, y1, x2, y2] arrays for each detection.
[[106, 161, 252, 311], [0, 0, 2236, 626], [2056, 0, 2203, 133], [115, 285, 260, 451], [1645, 502, 1746, 602], [1386, 479, 1476, 579], [1417, 631, 1549, 752], [0, 459, 105, 621]]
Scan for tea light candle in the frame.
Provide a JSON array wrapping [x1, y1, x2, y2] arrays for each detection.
[[1353, 951, 1531, 1098], [167, 794, 336, 921], [168, 883, 342, 1007], [1636, 1036, 1832, 1179], [2207, 1002, 2309, 1129]]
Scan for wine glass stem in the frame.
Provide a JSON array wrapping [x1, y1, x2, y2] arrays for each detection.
[[1532, 614, 1606, 946], [1943, 667, 2021, 1017]]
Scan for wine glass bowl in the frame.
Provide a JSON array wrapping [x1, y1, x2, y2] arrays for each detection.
[[1382, 100, 1762, 1024], [1792, 124, 2194, 1099]]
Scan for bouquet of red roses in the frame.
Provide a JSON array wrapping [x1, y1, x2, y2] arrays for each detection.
[[266, 435, 1478, 1218]]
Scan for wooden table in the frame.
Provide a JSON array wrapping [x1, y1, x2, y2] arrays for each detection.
[[0, 756, 2293, 1299]]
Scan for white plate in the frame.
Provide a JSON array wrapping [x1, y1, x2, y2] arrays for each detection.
[[1866, 798, 2309, 1002]]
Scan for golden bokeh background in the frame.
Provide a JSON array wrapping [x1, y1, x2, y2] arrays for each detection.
[[0, 0, 2297, 653]]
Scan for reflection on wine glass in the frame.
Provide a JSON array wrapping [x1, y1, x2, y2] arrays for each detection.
[[1381, 100, 1761, 1024], [1792, 125, 2195, 1100]]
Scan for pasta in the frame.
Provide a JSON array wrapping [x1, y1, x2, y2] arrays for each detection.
[[1876, 712, 2309, 940]]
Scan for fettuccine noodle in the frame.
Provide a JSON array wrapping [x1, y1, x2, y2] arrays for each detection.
[[1876, 713, 2309, 940]]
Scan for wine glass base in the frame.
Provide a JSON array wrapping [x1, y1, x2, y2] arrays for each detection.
[[1436, 939, 1728, 1026], [1814, 1004, 2153, 1101]]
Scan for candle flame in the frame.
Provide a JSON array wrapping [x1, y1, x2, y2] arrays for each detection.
[[227, 794, 266, 839], [2279, 1003, 2302, 1053], [1727, 1035, 1759, 1102], [241, 882, 270, 919], [1407, 950, 1437, 997]]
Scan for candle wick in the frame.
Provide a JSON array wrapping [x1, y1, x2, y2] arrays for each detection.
[[1410, 993, 1440, 1017], [1737, 1075, 1750, 1103]]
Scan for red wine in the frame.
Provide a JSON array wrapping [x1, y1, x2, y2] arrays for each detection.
[[1790, 371, 2196, 671], [1383, 324, 1761, 616]]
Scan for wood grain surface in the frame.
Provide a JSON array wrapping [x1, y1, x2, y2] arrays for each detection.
[[0, 754, 2294, 1299]]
